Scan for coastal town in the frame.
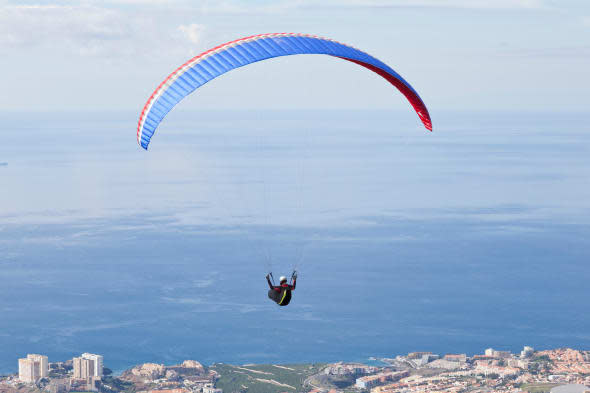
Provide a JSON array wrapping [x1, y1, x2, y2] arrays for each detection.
[[1, 347, 589, 393]]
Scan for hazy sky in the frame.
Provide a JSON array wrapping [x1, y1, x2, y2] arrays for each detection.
[[1, 0, 589, 114]]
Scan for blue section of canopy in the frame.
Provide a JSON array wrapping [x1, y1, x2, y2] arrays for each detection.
[[139, 35, 427, 149]]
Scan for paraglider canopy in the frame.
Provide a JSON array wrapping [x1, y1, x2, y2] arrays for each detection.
[[137, 33, 432, 149]]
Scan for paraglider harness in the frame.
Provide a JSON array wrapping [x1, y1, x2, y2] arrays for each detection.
[[266, 271, 297, 306]]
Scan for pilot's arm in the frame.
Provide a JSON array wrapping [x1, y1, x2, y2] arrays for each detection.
[[266, 274, 274, 290]]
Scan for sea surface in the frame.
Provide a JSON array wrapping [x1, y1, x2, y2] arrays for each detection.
[[1, 110, 589, 374]]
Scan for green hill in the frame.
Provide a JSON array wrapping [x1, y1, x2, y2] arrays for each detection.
[[210, 363, 325, 393]]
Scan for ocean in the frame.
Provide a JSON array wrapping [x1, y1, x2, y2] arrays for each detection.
[[0, 110, 589, 374]]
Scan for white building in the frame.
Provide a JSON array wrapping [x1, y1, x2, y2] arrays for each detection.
[[81, 353, 103, 377], [73, 353, 103, 379], [521, 346, 535, 358], [484, 348, 512, 358], [355, 370, 409, 389], [18, 354, 48, 383], [73, 357, 93, 379], [18, 359, 36, 383]]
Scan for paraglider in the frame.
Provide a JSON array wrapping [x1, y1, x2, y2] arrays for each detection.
[[137, 33, 432, 149], [136, 33, 433, 306], [266, 272, 297, 306]]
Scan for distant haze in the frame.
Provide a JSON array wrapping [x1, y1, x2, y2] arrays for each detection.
[[0, 110, 589, 374]]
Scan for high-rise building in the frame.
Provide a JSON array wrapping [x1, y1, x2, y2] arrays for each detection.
[[81, 353, 103, 377], [18, 358, 35, 383], [28, 354, 48, 378], [18, 354, 48, 383], [73, 358, 94, 379], [73, 357, 82, 378], [73, 353, 103, 379]]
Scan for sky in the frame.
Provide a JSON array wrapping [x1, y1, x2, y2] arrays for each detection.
[[0, 0, 589, 114], [1, 0, 590, 372]]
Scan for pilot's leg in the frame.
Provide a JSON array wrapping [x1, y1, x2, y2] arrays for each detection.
[[268, 289, 279, 303]]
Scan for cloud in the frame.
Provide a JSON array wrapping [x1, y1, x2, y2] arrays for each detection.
[[58, 321, 140, 337], [499, 46, 590, 58], [162, 296, 206, 305], [161, 296, 266, 313], [330, 0, 547, 9], [103, 0, 183, 4], [178, 23, 205, 45], [193, 278, 215, 288], [0, 4, 206, 57], [0, 0, 552, 58], [0, 5, 131, 54], [190, 0, 549, 13]]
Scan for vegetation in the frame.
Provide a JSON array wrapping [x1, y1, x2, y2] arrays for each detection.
[[306, 373, 353, 391], [101, 376, 136, 393], [531, 355, 553, 363], [211, 363, 325, 393], [48, 362, 71, 379], [520, 382, 559, 393]]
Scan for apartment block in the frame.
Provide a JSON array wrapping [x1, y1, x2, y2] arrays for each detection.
[[73, 353, 104, 378], [18, 354, 48, 383]]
